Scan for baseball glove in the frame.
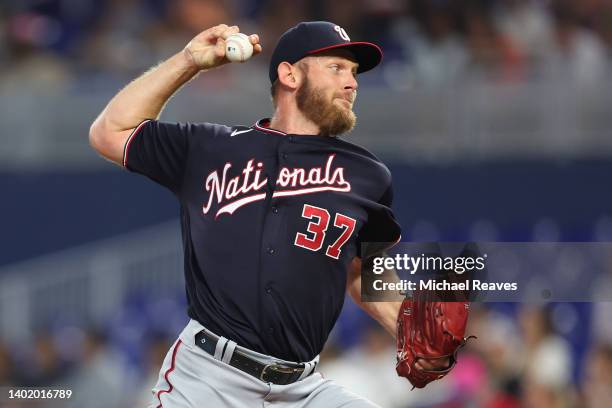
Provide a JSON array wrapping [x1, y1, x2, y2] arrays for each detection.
[[396, 298, 474, 389]]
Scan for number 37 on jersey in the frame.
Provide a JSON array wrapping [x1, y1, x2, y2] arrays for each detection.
[[294, 204, 356, 259]]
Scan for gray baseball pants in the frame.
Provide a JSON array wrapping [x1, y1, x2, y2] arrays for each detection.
[[148, 319, 379, 408]]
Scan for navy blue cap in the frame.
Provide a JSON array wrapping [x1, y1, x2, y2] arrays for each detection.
[[269, 21, 383, 83]]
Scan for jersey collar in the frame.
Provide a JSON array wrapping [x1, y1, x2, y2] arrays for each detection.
[[253, 118, 288, 136], [253, 118, 339, 139]]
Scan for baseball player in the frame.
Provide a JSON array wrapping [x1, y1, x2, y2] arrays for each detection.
[[90, 21, 456, 407]]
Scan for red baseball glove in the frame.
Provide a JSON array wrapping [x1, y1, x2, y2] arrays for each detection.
[[396, 298, 474, 389]]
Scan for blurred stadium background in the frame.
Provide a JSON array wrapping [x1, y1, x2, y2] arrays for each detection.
[[1, 0, 612, 407]]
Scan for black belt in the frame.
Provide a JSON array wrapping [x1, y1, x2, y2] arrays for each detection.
[[195, 330, 310, 385]]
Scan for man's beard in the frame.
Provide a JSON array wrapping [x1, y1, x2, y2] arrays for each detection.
[[296, 78, 356, 136]]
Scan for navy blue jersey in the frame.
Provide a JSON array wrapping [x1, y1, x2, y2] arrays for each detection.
[[123, 118, 401, 361]]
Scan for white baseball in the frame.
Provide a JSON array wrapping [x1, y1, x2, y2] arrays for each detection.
[[225, 33, 254, 63]]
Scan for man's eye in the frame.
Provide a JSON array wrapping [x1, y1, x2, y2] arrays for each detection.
[[329, 65, 340, 71]]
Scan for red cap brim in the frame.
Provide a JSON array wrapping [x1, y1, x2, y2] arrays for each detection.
[[306, 41, 383, 74]]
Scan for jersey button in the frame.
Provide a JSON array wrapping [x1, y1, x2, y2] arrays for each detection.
[[267, 247, 275, 254], [268, 327, 274, 333], [265, 287, 272, 294], [272, 206, 279, 214], [282, 153, 288, 160]]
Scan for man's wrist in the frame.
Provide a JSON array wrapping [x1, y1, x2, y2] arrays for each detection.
[[177, 48, 203, 78]]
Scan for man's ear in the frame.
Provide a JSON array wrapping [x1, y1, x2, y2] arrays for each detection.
[[277, 62, 302, 90]]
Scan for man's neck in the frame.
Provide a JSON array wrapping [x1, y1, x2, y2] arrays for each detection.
[[269, 110, 320, 135]]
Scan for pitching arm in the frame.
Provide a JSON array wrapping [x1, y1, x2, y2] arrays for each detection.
[[89, 24, 261, 165]]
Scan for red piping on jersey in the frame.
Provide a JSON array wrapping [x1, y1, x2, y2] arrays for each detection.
[[392, 234, 402, 246], [156, 339, 182, 408], [385, 234, 402, 253], [253, 119, 287, 136], [123, 119, 151, 167]]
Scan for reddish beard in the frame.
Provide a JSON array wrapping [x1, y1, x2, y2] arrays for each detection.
[[296, 77, 356, 136]]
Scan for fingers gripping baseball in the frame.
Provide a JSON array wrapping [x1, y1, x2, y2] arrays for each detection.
[[184, 24, 262, 70]]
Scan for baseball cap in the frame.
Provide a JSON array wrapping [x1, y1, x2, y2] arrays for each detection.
[[269, 21, 383, 83]]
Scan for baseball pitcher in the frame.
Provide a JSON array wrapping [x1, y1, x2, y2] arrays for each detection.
[[90, 21, 470, 408]]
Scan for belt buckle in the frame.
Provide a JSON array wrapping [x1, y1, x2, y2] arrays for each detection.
[[259, 364, 302, 383]]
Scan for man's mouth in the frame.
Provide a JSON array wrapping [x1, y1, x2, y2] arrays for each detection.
[[336, 98, 353, 108]]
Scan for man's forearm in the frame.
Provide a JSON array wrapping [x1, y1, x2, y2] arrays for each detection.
[[89, 24, 260, 165], [96, 50, 199, 133], [357, 297, 402, 337], [89, 50, 201, 164], [347, 257, 403, 337]]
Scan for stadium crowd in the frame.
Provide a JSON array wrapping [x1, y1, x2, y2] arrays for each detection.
[[1, 0, 611, 89]]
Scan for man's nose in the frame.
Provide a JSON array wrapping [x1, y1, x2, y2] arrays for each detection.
[[344, 73, 358, 91]]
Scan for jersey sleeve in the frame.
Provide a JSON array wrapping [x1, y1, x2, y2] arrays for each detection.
[[123, 119, 206, 194], [357, 184, 402, 258]]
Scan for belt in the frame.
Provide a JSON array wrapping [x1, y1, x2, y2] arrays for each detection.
[[194, 330, 313, 385]]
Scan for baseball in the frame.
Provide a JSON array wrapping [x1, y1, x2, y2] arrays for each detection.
[[225, 33, 254, 63]]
